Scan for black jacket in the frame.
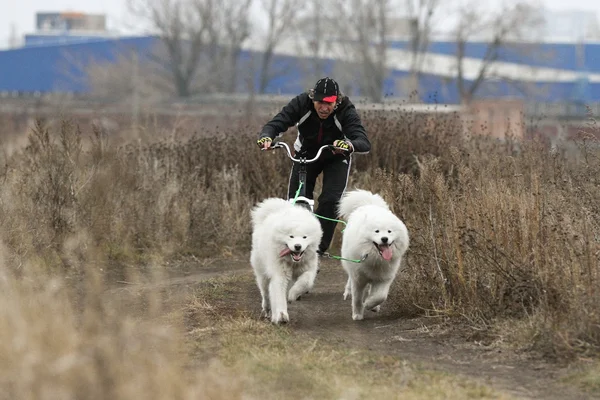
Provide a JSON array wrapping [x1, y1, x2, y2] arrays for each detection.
[[259, 92, 370, 157]]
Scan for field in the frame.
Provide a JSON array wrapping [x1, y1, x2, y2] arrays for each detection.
[[0, 104, 599, 399]]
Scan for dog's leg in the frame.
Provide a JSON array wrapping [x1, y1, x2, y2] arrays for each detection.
[[351, 278, 368, 320], [269, 275, 291, 324], [343, 276, 351, 300], [362, 283, 372, 303], [363, 281, 393, 312], [363, 285, 379, 312], [288, 269, 317, 302], [256, 274, 270, 318]]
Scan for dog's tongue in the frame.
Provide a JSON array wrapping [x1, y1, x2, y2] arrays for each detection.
[[380, 245, 393, 261], [279, 248, 291, 257]]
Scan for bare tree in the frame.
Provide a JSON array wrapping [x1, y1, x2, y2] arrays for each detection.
[[56, 42, 173, 101], [255, 0, 299, 93], [299, 0, 337, 78], [306, 0, 326, 75], [195, 0, 254, 93], [405, 0, 440, 97], [127, 0, 213, 97], [284, 0, 340, 89], [453, 0, 543, 104], [217, 0, 254, 93], [334, 0, 391, 102], [85, 51, 172, 101], [127, 0, 253, 97]]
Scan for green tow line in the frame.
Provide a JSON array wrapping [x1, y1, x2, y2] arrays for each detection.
[[291, 182, 365, 263]]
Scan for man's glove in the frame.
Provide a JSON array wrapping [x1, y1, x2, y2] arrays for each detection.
[[333, 139, 352, 152], [257, 137, 273, 149]]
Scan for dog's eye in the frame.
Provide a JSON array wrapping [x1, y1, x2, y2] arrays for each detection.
[[303, 236, 307, 239], [290, 235, 294, 238], [388, 230, 392, 233], [375, 230, 379, 233]]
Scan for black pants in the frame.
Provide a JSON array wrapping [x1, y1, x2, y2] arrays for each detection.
[[287, 155, 350, 253]]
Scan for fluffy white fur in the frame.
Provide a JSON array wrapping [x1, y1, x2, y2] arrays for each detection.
[[338, 189, 409, 320], [250, 198, 323, 324]]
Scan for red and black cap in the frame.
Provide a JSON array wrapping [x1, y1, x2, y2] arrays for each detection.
[[312, 77, 339, 103]]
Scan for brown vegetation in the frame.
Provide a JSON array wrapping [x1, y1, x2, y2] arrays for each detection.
[[0, 106, 598, 397]]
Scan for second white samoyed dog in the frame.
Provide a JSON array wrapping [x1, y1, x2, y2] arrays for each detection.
[[338, 189, 409, 320], [250, 198, 323, 324]]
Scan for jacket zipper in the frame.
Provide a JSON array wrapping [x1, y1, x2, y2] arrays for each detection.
[[317, 122, 323, 145]]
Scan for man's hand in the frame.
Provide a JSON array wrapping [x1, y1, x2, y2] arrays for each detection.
[[332, 139, 353, 154], [257, 137, 273, 150]]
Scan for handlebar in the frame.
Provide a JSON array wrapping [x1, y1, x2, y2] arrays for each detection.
[[263, 141, 347, 163]]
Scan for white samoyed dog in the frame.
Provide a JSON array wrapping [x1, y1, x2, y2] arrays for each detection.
[[250, 198, 323, 324], [338, 189, 409, 320]]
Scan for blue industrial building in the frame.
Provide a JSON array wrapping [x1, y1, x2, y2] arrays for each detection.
[[0, 36, 159, 94], [0, 33, 598, 104]]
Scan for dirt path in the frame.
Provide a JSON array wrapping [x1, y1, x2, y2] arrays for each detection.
[[289, 258, 594, 400], [111, 256, 596, 400]]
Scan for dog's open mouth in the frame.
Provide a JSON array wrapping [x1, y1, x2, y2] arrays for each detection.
[[279, 248, 305, 262], [374, 242, 393, 261]]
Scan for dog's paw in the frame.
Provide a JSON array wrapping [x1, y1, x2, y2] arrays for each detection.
[[370, 305, 381, 313], [343, 290, 350, 300], [287, 292, 301, 303], [260, 308, 271, 319], [352, 313, 364, 321], [271, 311, 289, 325]]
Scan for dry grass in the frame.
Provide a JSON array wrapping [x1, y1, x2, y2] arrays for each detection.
[[371, 119, 600, 358], [185, 273, 512, 400], [0, 236, 509, 399], [0, 248, 247, 399], [0, 105, 598, 397], [562, 361, 600, 395], [189, 318, 510, 400]]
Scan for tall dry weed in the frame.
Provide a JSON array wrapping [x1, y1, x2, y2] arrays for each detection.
[[0, 237, 246, 400], [364, 119, 599, 357], [0, 110, 598, 357]]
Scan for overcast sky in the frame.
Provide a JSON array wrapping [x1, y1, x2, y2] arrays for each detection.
[[1, 0, 600, 49]]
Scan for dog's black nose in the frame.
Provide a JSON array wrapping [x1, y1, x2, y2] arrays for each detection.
[[294, 244, 302, 251], [381, 237, 388, 243]]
